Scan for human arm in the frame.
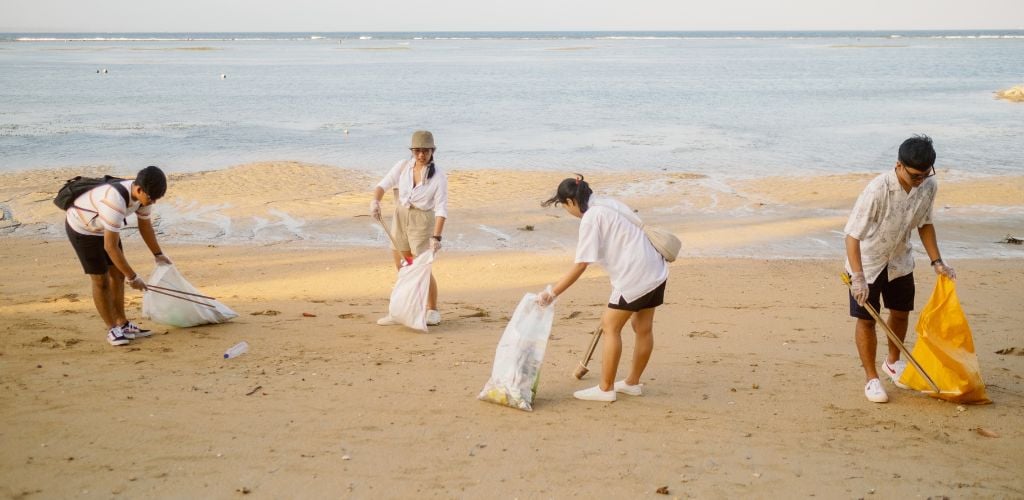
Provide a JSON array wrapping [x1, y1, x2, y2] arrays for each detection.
[[844, 234, 869, 305], [918, 224, 956, 280], [371, 186, 386, 218], [137, 217, 170, 265], [537, 262, 589, 307], [430, 216, 446, 252], [104, 230, 145, 290]]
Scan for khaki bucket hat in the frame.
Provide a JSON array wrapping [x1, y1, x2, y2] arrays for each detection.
[[410, 130, 435, 149]]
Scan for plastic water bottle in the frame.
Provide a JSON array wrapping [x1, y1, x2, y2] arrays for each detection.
[[224, 341, 249, 359]]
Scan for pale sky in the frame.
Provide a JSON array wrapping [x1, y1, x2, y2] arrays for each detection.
[[3, 0, 1024, 32]]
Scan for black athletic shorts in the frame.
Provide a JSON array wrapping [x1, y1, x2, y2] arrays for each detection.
[[66, 221, 121, 275], [848, 267, 915, 320], [609, 280, 666, 312]]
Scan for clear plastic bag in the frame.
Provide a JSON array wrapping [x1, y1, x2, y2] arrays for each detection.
[[143, 264, 238, 327], [387, 250, 434, 332], [478, 292, 555, 411]]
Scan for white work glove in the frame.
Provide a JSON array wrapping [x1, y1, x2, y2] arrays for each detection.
[[154, 253, 172, 266], [370, 199, 382, 219], [430, 237, 442, 252], [536, 286, 557, 308], [933, 260, 957, 280], [850, 272, 869, 306], [127, 274, 147, 291]]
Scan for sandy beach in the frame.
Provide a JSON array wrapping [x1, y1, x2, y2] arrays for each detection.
[[2, 163, 1024, 498]]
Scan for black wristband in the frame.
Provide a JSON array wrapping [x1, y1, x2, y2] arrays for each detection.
[[154, 252, 163, 257], [930, 258, 943, 266], [431, 235, 442, 241]]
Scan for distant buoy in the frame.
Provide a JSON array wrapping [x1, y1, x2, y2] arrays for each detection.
[[344, 129, 349, 135], [102, 68, 108, 74], [220, 74, 227, 79]]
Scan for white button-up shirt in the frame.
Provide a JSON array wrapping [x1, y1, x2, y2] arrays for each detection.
[[376, 159, 449, 219], [844, 170, 936, 283]]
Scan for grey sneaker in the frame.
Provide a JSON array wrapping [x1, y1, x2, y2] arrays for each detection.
[[107, 326, 130, 346], [120, 321, 152, 339]]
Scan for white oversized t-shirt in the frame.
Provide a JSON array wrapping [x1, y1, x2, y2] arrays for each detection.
[[575, 197, 669, 304], [65, 180, 152, 236], [844, 170, 936, 283]]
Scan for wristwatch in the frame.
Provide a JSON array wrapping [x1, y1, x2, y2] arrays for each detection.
[[431, 235, 442, 241], [930, 258, 943, 266]]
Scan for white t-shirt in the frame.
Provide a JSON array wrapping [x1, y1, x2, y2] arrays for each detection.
[[844, 170, 936, 283], [576, 197, 669, 304], [376, 159, 449, 219], [65, 180, 151, 236]]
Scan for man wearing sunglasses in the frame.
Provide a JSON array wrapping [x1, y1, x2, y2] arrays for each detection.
[[843, 135, 956, 403]]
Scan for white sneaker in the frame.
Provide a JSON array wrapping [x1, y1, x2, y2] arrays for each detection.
[[573, 385, 616, 402], [376, 316, 398, 326], [881, 359, 910, 389], [426, 310, 441, 326], [614, 380, 644, 396], [106, 326, 130, 346], [864, 378, 888, 403]]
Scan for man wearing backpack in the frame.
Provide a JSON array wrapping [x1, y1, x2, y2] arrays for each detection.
[[64, 166, 170, 346]]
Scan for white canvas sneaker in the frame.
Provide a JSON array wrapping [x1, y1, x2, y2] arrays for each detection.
[[614, 380, 644, 396], [376, 316, 399, 326], [882, 359, 910, 389], [426, 310, 441, 326], [573, 385, 616, 402], [864, 378, 888, 403]]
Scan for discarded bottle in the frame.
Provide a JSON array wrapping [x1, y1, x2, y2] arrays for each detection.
[[224, 341, 249, 359]]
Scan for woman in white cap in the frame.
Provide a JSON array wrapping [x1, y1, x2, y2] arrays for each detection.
[[371, 130, 449, 326], [537, 175, 669, 402]]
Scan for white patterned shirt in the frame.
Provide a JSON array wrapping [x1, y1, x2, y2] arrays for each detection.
[[844, 170, 936, 283], [377, 159, 449, 219], [65, 180, 151, 236]]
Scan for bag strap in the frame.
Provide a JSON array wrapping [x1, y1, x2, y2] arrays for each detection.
[[71, 180, 131, 217]]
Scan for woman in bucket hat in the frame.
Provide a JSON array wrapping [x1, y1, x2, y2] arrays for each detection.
[[371, 130, 449, 326]]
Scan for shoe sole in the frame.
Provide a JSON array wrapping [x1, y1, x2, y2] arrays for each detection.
[[108, 339, 130, 346]]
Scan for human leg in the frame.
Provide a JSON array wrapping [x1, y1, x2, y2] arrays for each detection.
[[598, 307, 633, 391], [855, 318, 879, 381], [623, 307, 655, 386], [884, 309, 909, 363], [89, 273, 117, 328], [107, 266, 128, 326]]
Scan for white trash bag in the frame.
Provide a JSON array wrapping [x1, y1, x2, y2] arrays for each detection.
[[478, 292, 555, 411], [387, 249, 434, 332], [143, 264, 237, 327]]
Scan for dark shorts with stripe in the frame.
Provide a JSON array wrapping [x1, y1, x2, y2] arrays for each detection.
[[609, 280, 667, 312], [66, 222, 121, 275], [848, 267, 915, 320]]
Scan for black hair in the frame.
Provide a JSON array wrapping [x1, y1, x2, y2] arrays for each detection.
[[426, 156, 436, 180], [542, 174, 592, 213], [135, 165, 167, 200], [898, 135, 936, 171]]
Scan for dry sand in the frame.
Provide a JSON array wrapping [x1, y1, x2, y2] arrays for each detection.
[[1, 163, 1023, 498]]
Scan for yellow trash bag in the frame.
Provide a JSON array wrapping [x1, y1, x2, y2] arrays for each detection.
[[899, 275, 991, 404]]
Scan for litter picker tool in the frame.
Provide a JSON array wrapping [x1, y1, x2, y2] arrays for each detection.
[[146, 287, 218, 309], [146, 284, 216, 301], [374, 212, 414, 266], [573, 324, 603, 379], [841, 272, 942, 394]]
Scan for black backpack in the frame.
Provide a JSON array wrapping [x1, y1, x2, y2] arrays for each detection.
[[54, 175, 130, 212]]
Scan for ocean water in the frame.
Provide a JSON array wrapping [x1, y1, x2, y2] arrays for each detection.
[[1, 31, 1022, 178]]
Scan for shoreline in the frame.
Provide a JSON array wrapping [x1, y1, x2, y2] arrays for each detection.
[[2, 161, 1022, 260]]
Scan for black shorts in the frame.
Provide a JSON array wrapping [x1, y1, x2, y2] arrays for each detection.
[[609, 280, 666, 312], [848, 267, 915, 320], [66, 222, 121, 275]]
